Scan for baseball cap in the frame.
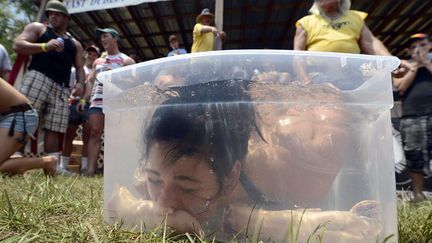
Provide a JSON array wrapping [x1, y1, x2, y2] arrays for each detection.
[[96, 28, 119, 38], [169, 35, 177, 42], [85, 45, 100, 55], [45, 0, 69, 17], [407, 33, 429, 47]]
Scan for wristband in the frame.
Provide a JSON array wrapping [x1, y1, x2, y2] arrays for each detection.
[[41, 43, 48, 52], [79, 99, 86, 105]]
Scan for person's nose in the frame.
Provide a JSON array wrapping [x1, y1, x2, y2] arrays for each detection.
[[156, 184, 181, 209]]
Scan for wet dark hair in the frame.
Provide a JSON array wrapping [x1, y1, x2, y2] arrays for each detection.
[[145, 79, 253, 181], [143, 79, 269, 203]]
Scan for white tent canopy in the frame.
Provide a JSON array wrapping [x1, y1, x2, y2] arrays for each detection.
[[64, 0, 170, 14]]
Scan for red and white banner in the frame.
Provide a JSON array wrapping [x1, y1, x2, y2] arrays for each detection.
[[64, 0, 170, 14]]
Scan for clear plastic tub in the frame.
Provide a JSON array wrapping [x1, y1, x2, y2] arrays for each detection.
[[101, 50, 400, 242]]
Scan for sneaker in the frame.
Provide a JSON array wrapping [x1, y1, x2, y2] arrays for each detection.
[[80, 168, 88, 176], [57, 166, 74, 176], [10, 152, 23, 158]]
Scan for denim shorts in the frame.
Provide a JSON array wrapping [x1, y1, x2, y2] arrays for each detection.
[[69, 102, 89, 125], [0, 109, 39, 139], [88, 107, 104, 115]]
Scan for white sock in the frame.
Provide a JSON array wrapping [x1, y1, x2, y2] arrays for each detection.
[[60, 156, 70, 169], [47, 152, 61, 170], [81, 157, 88, 170]]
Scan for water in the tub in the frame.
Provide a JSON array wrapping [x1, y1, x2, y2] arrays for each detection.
[[104, 80, 394, 242]]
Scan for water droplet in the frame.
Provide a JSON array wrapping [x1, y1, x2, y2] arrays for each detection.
[[210, 157, 214, 162]]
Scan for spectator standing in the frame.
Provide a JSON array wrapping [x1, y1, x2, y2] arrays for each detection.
[[167, 35, 187, 56], [12, 0, 85, 171], [293, 0, 408, 83], [294, 0, 390, 55], [59, 45, 100, 174], [191, 8, 226, 53], [0, 44, 12, 81], [393, 33, 432, 202], [0, 78, 57, 176], [80, 28, 135, 176]]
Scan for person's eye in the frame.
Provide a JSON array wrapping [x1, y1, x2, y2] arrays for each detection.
[[180, 187, 198, 193], [148, 177, 162, 185]]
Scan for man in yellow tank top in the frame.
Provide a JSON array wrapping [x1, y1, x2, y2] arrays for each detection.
[[191, 9, 226, 53]]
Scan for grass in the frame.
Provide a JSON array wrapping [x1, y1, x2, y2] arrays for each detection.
[[398, 199, 432, 243], [0, 172, 431, 242]]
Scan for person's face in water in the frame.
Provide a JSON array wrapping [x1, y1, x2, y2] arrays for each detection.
[[144, 142, 221, 221]]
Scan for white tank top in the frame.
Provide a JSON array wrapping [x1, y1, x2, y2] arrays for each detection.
[[90, 53, 129, 109]]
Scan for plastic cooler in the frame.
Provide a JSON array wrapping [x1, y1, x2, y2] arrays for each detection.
[[101, 50, 400, 242]]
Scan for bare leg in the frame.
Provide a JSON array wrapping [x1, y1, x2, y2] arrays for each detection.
[[62, 124, 79, 157], [44, 130, 62, 153], [0, 128, 23, 163], [410, 172, 426, 201], [88, 113, 104, 176], [81, 121, 90, 158], [0, 127, 57, 176], [80, 121, 91, 172], [0, 156, 57, 176]]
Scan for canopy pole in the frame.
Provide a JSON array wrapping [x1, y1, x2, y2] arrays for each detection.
[[36, 0, 48, 22], [214, 0, 224, 50]]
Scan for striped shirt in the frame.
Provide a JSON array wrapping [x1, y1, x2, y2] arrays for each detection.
[[90, 53, 129, 109]]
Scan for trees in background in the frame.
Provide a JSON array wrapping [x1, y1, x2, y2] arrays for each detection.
[[0, 0, 38, 62]]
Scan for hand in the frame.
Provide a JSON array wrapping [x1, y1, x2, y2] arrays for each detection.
[[392, 59, 411, 78], [166, 209, 203, 234], [46, 38, 64, 52], [229, 201, 381, 243], [73, 82, 84, 97], [211, 27, 219, 36], [107, 185, 202, 233], [416, 46, 431, 65], [107, 185, 174, 229], [218, 31, 226, 42]]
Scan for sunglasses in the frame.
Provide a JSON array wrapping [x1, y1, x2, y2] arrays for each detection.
[[409, 43, 428, 49]]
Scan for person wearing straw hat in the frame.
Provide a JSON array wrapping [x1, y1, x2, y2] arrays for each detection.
[[191, 8, 226, 53], [393, 33, 432, 202], [13, 0, 85, 173]]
